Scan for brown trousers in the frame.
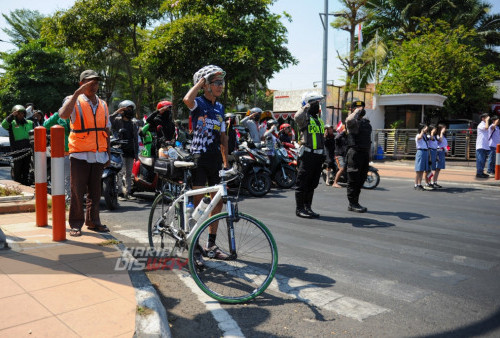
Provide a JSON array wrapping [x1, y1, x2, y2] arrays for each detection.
[[69, 158, 104, 229]]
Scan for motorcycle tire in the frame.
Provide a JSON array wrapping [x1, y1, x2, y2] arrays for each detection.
[[363, 169, 380, 189], [275, 167, 297, 189], [103, 176, 119, 210], [245, 171, 272, 197]]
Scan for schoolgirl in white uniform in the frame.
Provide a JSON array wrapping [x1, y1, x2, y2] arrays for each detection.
[[426, 125, 438, 188], [433, 123, 448, 188], [414, 124, 429, 191]]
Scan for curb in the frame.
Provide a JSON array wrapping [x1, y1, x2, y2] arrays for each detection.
[[108, 235, 172, 338]]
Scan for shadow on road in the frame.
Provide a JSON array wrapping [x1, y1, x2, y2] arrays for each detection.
[[369, 210, 428, 221], [416, 308, 500, 338], [320, 215, 395, 228]]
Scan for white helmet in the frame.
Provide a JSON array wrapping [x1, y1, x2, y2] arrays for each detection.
[[193, 65, 226, 84], [301, 92, 324, 107]]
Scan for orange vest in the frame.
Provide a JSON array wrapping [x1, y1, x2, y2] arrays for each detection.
[[68, 96, 109, 153]]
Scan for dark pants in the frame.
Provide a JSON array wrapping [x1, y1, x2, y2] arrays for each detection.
[[69, 158, 104, 229], [346, 148, 370, 205], [12, 151, 31, 185], [295, 151, 323, 208]]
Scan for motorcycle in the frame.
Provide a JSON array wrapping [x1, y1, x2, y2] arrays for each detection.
[[264, 140, 297, 189], [230, 139, 272, 197], [102, 137, 124, 210], [322, 160, 380, 189]]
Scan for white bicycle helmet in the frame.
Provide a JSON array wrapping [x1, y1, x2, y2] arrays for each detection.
[[301, 92, 324, 107], [193, 65, 226, 85]]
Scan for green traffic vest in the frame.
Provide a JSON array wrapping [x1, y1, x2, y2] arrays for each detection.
[[305, 117, 325, 150]]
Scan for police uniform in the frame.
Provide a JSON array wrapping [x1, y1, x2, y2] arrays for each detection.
[[294, 102, 325, 218], [345, 102, 372, 213]]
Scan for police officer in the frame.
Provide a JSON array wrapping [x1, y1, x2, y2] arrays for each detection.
[[1, 105, 34, 185], [294, 92, 325, 218], [345, 101, 372, 213]]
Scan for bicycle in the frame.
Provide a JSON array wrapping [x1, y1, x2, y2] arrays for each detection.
[[147, 158, 278, 303]]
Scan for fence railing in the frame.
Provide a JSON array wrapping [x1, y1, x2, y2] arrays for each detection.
[[373, 129, 477, 160]]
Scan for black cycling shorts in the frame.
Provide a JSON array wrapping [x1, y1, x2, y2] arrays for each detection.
[[192, 151, 222, 186]]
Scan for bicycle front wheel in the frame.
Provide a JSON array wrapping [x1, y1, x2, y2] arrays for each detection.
[[148, 191, 184, 257], [188, 212, 278, 303]]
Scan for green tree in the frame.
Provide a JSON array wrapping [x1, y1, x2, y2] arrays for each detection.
[[142, 0, 296, 118], [0, 40, 73, 118], [378, 20, 498, 116], [42, 0, 164, 114], [1, 9, 44, 47]]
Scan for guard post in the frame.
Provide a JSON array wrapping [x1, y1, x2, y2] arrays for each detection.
[[495, 144, 500, 181], [51, 125, 66, 241], [34, 127, 48, 227]]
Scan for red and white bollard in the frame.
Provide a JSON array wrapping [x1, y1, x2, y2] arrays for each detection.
[[34, 127, 48, 227], [495, 144, 500, 181], [50, 125, 66, 241]]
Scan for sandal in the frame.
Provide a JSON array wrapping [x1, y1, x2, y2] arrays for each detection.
[[87, 224, 110, 233], [69, 228, 82, 237]]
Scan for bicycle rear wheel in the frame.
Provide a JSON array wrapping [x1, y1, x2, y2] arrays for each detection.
[[148, 192, 184, 257], [188, 212, 278, 303]]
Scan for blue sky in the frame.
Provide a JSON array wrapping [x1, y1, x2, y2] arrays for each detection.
[[1, 0, 499, 91]]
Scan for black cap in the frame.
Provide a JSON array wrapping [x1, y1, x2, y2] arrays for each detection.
[[80, 69, 101, 82], [353, 101, 365, 108]]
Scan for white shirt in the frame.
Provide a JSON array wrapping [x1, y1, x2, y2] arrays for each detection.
[[476, 121, 489, 150], [415, 135, 428, 150]]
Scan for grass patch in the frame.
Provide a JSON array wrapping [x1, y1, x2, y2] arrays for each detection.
[[0, 185, 22, 197], [97, 239, 122, 246], [137, 305, 154, 316]]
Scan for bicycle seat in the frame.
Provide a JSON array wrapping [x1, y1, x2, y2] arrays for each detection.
[[139, 155, 154, 167]]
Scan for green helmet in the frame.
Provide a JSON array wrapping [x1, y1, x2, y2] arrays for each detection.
[[12, 105, 26, 113]]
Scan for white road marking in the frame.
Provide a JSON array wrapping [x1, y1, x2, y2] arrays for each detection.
[[174, 270, 245, 338]]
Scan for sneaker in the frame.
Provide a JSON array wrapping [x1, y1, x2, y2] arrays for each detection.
[[205, 245, 229, 260], [118, 195, 127, 201], [126, 194, 137, 200], [424, 184, 435, 191], [476, 173, 489, 178], [433, 183, 442, 188], [414, 185, 425, 191]]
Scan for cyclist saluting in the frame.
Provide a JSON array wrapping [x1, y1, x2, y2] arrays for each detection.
[[183, 65, 230, 265]]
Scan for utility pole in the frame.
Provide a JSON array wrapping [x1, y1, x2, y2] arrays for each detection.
[[320, 0, 329, 124]]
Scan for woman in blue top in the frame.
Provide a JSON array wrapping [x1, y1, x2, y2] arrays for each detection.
[[426, 125, 438, 189]]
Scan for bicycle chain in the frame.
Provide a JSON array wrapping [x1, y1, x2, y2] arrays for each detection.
[[0, 148, 32, 162]]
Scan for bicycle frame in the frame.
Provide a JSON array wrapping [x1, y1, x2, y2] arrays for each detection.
[[168, 168, 237, 245]]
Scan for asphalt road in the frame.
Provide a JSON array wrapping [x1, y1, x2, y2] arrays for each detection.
[[100, 176, 500, 338], [2, 165, 499, 337]]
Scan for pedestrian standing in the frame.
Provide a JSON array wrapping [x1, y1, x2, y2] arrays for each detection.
[[433, 123, 448, 188], [476, 113, 490, 178], [1, 105, 34, 185], [183, 64, 230, 266], [487, 115, 499, 176], [59, 69, 111, 236], [323, 124, 335, 186], [110, 100, 139, 201], [294, 92, 325, 218], [345, 101, 372, 212], [426, 125, 438, 189], [414, 123, 429, 191], [333, 123, 347, 188]]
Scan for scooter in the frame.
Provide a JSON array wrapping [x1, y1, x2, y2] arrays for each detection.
[[102, 137, 124, 210], [230, 139, 272, 197], [265, 140, 297, 189], [322, 160, 380, 189]]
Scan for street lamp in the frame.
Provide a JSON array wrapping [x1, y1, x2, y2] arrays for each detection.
[[313, 80, 334, 88]]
